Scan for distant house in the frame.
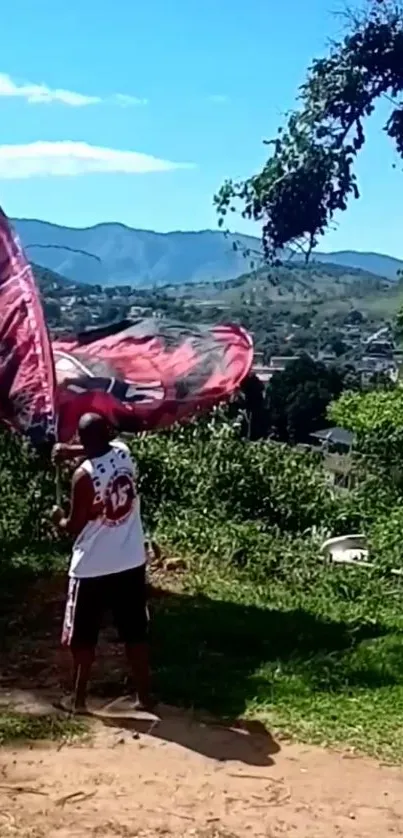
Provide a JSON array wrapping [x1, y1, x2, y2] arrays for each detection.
[[129, 305, 150, 317], [255, 355, 303, 380], [252, 364, 273, 384], [317, 351, 337, 366], [252, 354, 302, 385], [310, 426, 354, 453], [269, 355, 301, 372], [310, 427, 355, 490], [359, 355, 398, 385]]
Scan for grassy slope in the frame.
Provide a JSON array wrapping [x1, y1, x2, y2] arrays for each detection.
[[3, 555, 403, 760], [154, 560, 403, 762], [31, 256, 401, 318], [307, 284, 403, 320], [167, 263, 394, 309], [32, 263, 90, 293]]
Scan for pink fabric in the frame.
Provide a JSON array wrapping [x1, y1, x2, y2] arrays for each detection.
[[0, 206, 253, 445], [53, 320, 253, 441], [0, 210, 56, 445]]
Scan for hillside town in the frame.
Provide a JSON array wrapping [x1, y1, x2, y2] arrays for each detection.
[[253, 329, 401, 387], [41, 268, 401, 390]]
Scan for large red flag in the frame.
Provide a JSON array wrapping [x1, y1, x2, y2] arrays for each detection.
[[0, 206, 252, 445], [53, 319, 253, 441], [0, 210, 56, 446]]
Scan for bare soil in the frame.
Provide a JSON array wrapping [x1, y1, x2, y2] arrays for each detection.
[[1, 572, 403, 837], [1, 695, 403, 837]]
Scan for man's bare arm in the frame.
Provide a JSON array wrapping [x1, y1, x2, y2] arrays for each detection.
[[52, 468, 94, 537]]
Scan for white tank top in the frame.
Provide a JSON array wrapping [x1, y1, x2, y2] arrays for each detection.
[[69, 440, 146, 578]]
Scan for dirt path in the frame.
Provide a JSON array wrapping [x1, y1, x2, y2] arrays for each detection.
[[1, 573, 403, 836], [1, 698, 403, 838]]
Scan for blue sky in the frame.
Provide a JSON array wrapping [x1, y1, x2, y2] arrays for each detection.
[[0, 0, 402, 257]]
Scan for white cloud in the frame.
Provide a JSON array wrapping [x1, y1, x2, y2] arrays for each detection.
[[114, 93, 148, 107], [0, 73, 147, 107], [0, 141, 194, 179]]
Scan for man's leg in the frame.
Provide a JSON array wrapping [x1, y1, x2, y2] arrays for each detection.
[[70, 647, 95, 711], [61, 577, 102, 711], [111, 565, 152, 709], [125, 641, 151, 709]]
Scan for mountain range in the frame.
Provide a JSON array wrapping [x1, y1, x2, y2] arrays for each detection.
[[13, 218, 403, 288]]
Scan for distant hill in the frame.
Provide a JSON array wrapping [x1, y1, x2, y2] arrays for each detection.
[[310, 251, 403, 281], [13, 218, 403, 287], [15, 220, 258, 287], [170, 262, 394, 309], [31, 263, 75, 292]]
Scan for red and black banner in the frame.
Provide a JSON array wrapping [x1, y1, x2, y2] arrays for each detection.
[[54, 319, 253, 441], [0, 207, 253, 445], [0, 210, 56, 446]]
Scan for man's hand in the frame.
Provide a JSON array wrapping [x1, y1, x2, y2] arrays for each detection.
[[51, 505, 65, 527], [52, 443, 84, 464], [52, 444, 69, 465]]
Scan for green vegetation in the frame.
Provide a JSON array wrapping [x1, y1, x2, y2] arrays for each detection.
[[32, 258, 402, 366], [5, 0, 403, 762], [173, 262, 392, 307], [330, 388, 403, 435], [166, 262, 400, 359], [163, 566, 403, 762], [266, 355, 346, 443], [2, 403, 403, 759], [215, 0, 403, 263], [0, 710, 84, 745]]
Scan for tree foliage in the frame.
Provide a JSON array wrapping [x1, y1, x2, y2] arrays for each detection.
[[267, 355, 345, 442], [329, 387, 403, 433], [2, 397, 403, 587], [230, 372, 269, 440], [329, 386, 403, 497], [215, 0, 403, 261], [0, 413, 334, 581]]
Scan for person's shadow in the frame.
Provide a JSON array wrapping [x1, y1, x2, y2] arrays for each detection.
[[84, 583, 388, 767], [93, 701, 280, 766], [0, 574, 391, 768]]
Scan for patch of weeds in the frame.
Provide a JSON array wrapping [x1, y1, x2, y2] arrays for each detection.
[[0, 710, 86, 745]]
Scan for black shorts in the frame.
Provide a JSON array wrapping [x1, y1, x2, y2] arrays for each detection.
[[62, 565, 149, 648]]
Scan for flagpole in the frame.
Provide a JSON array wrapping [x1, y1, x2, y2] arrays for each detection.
[[53, 452, 80, 713], [55, 463, 62, 506]]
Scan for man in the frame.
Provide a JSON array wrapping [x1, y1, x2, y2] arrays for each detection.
[[51, 412, 151, 714]]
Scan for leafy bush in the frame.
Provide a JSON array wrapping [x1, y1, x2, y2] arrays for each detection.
[[329, 389, 403, 481], [0, 411, 335, 581], [135, 411, 333, 535], [368, 507, 403, 572], [328, 388, 403, 571], [0, 401, 399, 584], [0, 431, 55, 557], [330, 389, 403, 435]]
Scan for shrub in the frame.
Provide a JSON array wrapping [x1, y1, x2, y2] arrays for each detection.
[[0, 405, 394, 584], [154, 505, 320, 581], [368, 507, 403, 572], [135, 412, 333, 535], [0, 431, 55, 557]]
